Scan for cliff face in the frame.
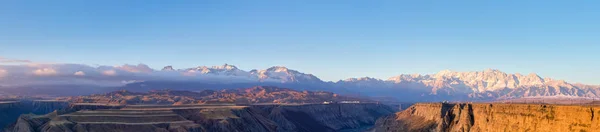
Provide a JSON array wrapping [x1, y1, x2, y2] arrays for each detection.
[[173, 107, 278, 132], [30, 101, 70, 114], [8, 109, 201, 132], [256, 104, 396, 131], [0, 100, 71, 130], [0, 102, 24, 130], [373, 103, 600, 132], [6, 103, 394, 132]]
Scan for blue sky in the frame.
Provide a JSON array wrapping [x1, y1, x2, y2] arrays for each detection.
[[1, 0, 599, 84]]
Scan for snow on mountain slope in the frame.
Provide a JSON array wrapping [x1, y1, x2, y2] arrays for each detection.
[[336, 77, 389, 88], [338, 69, 578, 92], [335, 69, 600, 100], [183, 64, 254, 78], [1, 63, 599, 100], [163, 64, 322, 83], [252, 66, 323, 83]]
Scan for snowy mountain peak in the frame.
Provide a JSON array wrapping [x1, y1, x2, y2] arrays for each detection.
[[255, 66, 322, 83], [191, 64, 239, 71], [182, 64, 250, 77], [386, 74, 429, 83], [349, 69, 582, 93], [527, 73, 541, 78], [194, 66, 208, 70], [212, 64, 238, 70], [161, 66, 175, 71], [266, 66, 290, 72], [177, 65, 323, 83], [343, 77, 381, 82]]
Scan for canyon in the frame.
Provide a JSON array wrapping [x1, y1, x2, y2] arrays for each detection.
[[0, 86, 396, 132], [3, 103, 395, 132], [0, 100, 70, 129], [372, 103, 600, 132]]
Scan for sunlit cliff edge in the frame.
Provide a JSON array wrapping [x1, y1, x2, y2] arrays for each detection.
[[372, 103, 600, 132]]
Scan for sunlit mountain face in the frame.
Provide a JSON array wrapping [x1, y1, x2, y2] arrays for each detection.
[[1, 63, 598, 101]]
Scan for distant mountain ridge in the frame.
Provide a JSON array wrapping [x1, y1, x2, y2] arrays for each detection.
[[1, 63, 599, 101], [150, 64, 600, 101], [59, 86, 368, 105], [165, 64, 323, 83], [338, 69, 600, 100], [342, 68, 576, 92]]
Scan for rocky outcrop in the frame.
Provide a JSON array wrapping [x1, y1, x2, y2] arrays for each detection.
[[173, 107, 278, 131], [6, 103, 395, 132], [0, 100, 116, 131], [9, 112, 58, 132], [257, 104, 396, 131], [372, 103, 600, 132]]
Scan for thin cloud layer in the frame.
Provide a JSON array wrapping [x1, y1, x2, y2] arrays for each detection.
[[0, 69, 6, 78], [0, 56, 32, 63], [115, 64, 153, 73], [74, 71, 86, 76], [0, 63, 260, 87], [102, 70, 117, 76], [33, 68, 58, 76]]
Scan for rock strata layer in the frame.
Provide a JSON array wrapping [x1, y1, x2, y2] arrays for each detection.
[[5, 103, 394, 132], [372, 103, 600, 132]]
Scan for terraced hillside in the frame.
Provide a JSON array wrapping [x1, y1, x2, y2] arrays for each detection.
[[55, 110, 201, 132], [6, 103, 395, 132]]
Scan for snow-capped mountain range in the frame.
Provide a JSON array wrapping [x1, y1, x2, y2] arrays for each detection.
[[342, 69, 569, 92], [337, 69, 600, 100], [175, 64, 322, 83], [0, 63, 598, 101]]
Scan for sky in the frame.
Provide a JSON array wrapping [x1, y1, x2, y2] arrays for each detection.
[[0, 0, 599, 84]]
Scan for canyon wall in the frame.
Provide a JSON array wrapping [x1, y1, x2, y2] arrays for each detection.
[[256, 103, 396, 131], [0, 101, 69, 129], [0, 102, 23, 130], [373, 103, 600, 132]]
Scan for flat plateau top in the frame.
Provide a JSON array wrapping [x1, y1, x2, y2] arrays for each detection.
[[0, 101, 18, 104]]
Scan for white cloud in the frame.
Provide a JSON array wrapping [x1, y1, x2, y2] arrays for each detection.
[[102, 70, 117, 76], [0, 63, 261, 87], [0, 56, 32, 63], [74, 71, 86, 76], [0, 69, 6, 78], [32, 68, 58, 76], [182, 70, 198, 76], [115, 64, 153, 73]]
